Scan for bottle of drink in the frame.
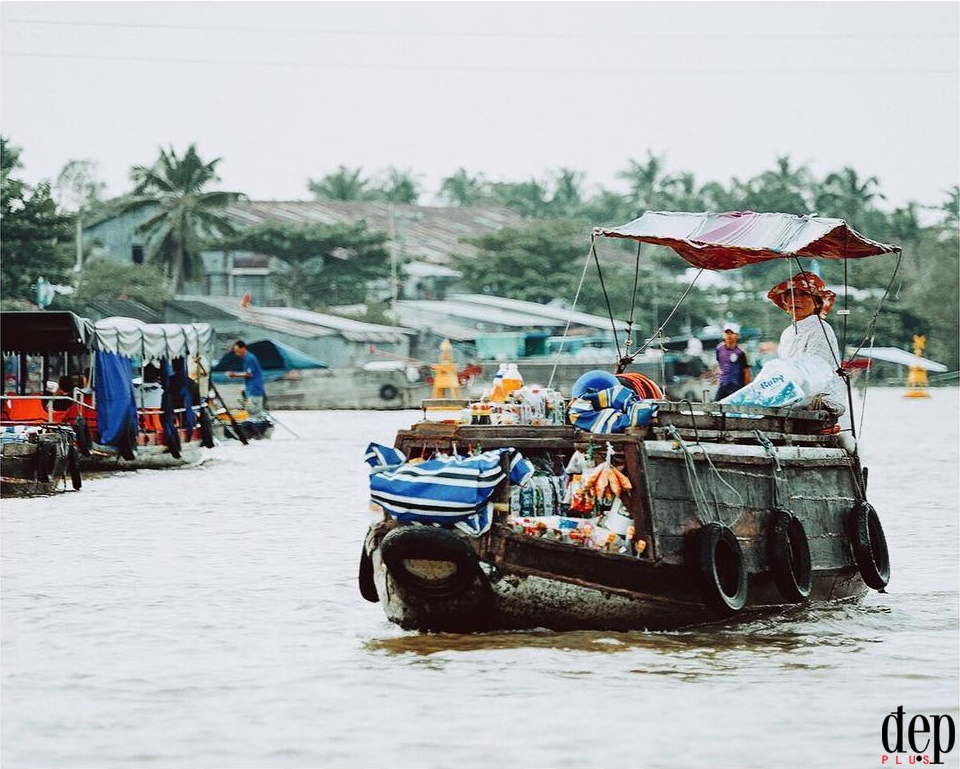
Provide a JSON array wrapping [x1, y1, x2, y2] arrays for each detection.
[[503, 363, 523, 395], [491, 363, 507, 402]]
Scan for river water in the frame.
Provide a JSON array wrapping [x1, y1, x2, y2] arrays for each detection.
[[2, 387, 958, 769]]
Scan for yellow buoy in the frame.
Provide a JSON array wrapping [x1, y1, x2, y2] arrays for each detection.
[[904, 334, 931, 398]]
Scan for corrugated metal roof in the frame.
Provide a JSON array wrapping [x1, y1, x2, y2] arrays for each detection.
[[393, 299, 567, 330], [222, 201, 526, 264], [174, 295, 412, 344], [78, 299, 162, 323], [257, 306, 413, 343], [449, 294, 628, 332]]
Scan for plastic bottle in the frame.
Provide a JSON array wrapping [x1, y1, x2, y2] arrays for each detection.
[[491, 363, 508, 402], [503, 363, 523, 395]]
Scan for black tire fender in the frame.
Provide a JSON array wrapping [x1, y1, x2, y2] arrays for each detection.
[[848, 500, 891, 590], [67, 445, 82, 490], [379, 525, 479, 599], [36, 439, 59, 483], [359, 546, 379, 603], [118, 421, 137, 462], [379, 383, 399, 402], [73, 416, 92, 456], [199, 408, 215, 449], [768, 508, 812, 603], [690, 522, 748, 614], [163, 424, 182, 459]]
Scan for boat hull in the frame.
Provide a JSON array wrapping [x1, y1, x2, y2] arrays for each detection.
[[363, 519, 867, 632], [80, 440, 207, 472], [1, 426, 78, 496]]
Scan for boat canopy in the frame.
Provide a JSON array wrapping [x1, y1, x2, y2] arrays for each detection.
[[1, 311, 94, 355], [593, 211, 901, 270], [211, 339, 329, 383], [93, 317, 213, 361]]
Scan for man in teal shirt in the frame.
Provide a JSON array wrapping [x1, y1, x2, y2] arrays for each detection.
[[226, 340, 265, 416]]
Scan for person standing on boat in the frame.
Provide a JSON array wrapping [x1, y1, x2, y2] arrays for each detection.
[[226, 340, 265, 417], [714, 322, 752, 400]]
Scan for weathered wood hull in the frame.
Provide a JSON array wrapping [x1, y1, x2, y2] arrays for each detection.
[[361, 404, 887, 632], [1, 427, 77, 496]]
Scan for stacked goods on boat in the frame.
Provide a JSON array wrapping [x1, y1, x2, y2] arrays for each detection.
[[360, 369, 891, 633]]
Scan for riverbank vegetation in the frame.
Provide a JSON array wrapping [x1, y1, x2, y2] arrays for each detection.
[[2, 137, 956, 367]]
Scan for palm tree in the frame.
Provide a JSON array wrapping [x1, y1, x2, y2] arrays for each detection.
[[119, 144, 241, 291], [754, 155, 812, 214], [934, 185, 959, 229], [815, 166, 885, 228], [377, 167, 421, 204], [489, 179, 550, 218], [697, 180, 738, 212], [546, 168, 585, 217], [658, 172, 700, 212], [616, 151, 666, 211], [307, 166, 374, 201], [438, 168, 489, 206]]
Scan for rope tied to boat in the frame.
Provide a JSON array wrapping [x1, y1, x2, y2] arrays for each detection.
[[664, 423, 745, 527], [548, 237, 596, 391], [754, 428, 788, 510]]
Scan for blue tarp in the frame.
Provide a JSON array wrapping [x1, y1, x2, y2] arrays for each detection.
[[94, 350, 139, 446], [211, 339, 328, 384]]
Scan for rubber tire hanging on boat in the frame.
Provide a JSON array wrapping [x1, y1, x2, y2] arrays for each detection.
[[358, 546, 379, 603], [692, 522, 748, 614], [164, 425, 182, 460], [379, 384, 399, 402], [199, 408, 216, 449], [35, 439, 59, 483], [379, 525, 480, 600], [73, 416, 92, 456], [117, 421, 137, 462], [67, 445, 82, 490], [848, 500, 891, 590], [767, 508, 812, 603]]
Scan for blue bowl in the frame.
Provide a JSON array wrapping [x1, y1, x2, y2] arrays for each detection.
[[570, 369, 620, 398]]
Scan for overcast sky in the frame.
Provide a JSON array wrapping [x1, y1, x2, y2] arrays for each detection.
[[2, 1, 957, 213]]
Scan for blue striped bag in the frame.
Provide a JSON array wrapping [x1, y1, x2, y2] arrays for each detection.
[[365, 442, 534, 536]]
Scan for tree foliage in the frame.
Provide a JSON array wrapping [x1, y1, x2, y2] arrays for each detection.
[[1, 137, 73, 303], [218, 220, 390, 309], [116, 144, 242, 291], [56, 257, 173, 310], [448, 153, 958, 368], [307, 165, 422, 204]]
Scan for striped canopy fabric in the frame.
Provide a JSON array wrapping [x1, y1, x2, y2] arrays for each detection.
[[365, 442, 534, 536], [593, 211, 901, 270]]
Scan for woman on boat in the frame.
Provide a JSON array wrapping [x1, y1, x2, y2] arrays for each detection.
[[767, 271, 856, 450]]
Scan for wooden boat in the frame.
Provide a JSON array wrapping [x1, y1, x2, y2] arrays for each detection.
[[80, 317, 219, 471], [1, 423, 82, 495], [214, 407, 275, 441], [1, 311, 93, 495], [1, 312, 222, 475], [358, 211, 899, 632]]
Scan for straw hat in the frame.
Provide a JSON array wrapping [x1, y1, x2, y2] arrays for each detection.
[[767, 271, 836, 315]]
